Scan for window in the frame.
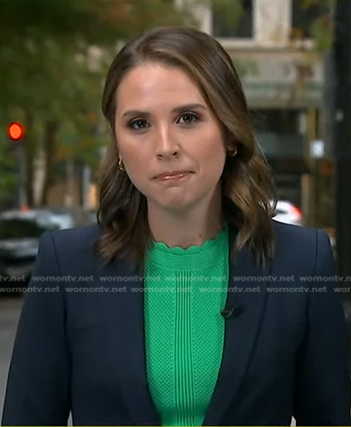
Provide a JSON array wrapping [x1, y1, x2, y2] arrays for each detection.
[[212, 0, 254, 38], [250, 109, 304, 159], [291, 0, 330, 39]]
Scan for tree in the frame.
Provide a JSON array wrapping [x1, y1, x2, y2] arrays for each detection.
[[0, 0, 195, 207]]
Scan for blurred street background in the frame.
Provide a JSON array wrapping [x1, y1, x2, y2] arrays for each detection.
[[0, 0, 350, 421]]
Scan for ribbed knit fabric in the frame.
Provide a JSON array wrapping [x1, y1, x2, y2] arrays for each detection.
[[144, 225, 229, 426]]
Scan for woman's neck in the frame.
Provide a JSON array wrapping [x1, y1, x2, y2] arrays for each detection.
[[147, 205, 225, 249]]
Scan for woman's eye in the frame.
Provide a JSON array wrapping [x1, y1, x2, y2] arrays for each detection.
[[178, 112, 199, 124], [129, 119, 149, 130]]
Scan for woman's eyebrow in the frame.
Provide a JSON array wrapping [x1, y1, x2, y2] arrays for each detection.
[[171, 103, 208, 114], [121, 103, 207, 119], [121, 110, 152, 120]]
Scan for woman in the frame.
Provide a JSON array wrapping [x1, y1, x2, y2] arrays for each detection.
[[2, 26, 350, 426]]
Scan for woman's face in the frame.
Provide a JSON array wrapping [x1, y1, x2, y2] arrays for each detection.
[[114, 62, 227, 215]]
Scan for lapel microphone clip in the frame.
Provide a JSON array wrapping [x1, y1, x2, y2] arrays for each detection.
[[220, 304, 242, 319]]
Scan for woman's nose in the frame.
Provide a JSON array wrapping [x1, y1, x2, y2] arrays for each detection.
[[154, 125, 179, 158]]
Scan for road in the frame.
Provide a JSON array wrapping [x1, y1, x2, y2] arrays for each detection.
[[0, 294, 23, 421]]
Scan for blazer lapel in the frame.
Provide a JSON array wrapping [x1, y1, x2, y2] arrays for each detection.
[[202, 230, 272, 426], [96, 227, 271, 426], [97, 258, 161, 426]]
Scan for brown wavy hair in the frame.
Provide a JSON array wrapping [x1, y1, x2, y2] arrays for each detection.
[[97, 26, 276, 268]]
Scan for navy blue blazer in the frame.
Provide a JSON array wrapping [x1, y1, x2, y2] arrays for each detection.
[[2, 221, 350, 426]]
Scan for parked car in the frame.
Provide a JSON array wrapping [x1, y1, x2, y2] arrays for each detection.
[[43, 207, 75, 229], [0, 210, 64, 291], [273, 200, 302, 226], [43, 206, 97, 227]]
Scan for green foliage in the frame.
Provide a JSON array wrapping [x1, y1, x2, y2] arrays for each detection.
[[292, 0, 335, 51], [0, 0, 193, 205], [0, 0, 195, 45], [300, 0, 324, 8], [310, 14, 333, 51], [210, 0, 244, 30]]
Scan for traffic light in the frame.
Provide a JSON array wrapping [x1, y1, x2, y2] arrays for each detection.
[[8, 122, 24, 141]]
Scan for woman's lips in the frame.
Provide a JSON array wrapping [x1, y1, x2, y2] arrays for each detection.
[[156, 172, 192, 181]]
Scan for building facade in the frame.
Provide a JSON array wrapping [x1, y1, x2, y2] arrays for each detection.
[[179, 0, 332, 228]]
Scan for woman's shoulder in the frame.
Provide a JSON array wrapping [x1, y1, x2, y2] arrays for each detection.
[[272, 219, 328, 240], [41, 223, 102, 257], [271, 219, 333, 258], [51, 223, 101, 242]]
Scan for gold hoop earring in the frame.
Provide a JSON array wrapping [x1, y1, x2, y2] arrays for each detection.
[[227, 146, 237, 157], [118, 158, 125, 171]]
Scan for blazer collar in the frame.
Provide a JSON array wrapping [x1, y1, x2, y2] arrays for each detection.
[[97, 226, 271, 426]]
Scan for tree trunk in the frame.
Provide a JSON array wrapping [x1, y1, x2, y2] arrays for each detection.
[[23, 111, 35, 208], [40, 119, 59, 206]]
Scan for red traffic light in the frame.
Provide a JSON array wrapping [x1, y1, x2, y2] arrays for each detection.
[[8, 122, 24, 141]]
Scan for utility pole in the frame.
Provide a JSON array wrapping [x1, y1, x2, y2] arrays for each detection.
[[8, 122, 27, 210], [333, 0, 351, 289], [332, 0, 351, 371]]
